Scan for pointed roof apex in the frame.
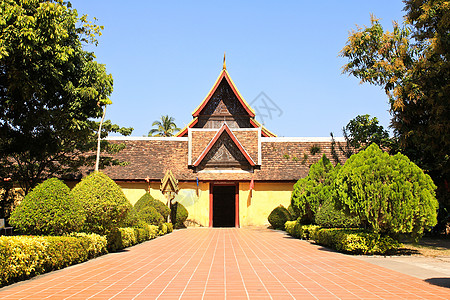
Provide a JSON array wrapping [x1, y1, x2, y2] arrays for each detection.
[[223, 52, 226, 70], [191, 69, 255, 118]]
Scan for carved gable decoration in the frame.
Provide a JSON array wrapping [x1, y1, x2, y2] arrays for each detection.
[[160, 170, 179, 195], [176, 67, 277, 137], [195, 78, 252, 129], [200, 79, 248, 116], [200, 132, 248, 169], [192, 124, 256, 171]]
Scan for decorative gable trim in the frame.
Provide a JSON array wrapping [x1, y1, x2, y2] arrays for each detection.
[[160, 170, 180, 194], [249, 119, 276, 137], [176, 118, 198, 137], [192, 123, 256, 167], [192, 70, 256, 118]]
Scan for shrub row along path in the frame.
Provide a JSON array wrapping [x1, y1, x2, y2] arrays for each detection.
[[0, 228, 448, 299]]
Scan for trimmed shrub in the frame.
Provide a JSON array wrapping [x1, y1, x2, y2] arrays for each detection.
[[108, 224, 165, 252], [69, 233, 108, 258], [123, 207, 140, 228], [9, 178, 84, 235], [285, 221, 297, 236], [118, 227, 138, 249], [70, 172, 132, 236], [315, 198, 360, 228], [335, 144, 439, 239], [285, 221, 320, 240], [135, 192, 170, 220], [171, 202, 188, 229], [301, 224, 321, 240], [268, 205, 291, 229], [165, 222, 174, 233], [313, 228, 401, 255], [0, 234, 107, 287], [137, 206, 164, 226], [158, 223, 168, 235]]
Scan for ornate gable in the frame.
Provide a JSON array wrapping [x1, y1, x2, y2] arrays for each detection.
[[176, 60, 276, 137], [191, 124, 257, 172], [195, 78, 251, 129]]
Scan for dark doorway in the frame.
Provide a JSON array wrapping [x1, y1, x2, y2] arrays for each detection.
[[212, 185, 236, 227]]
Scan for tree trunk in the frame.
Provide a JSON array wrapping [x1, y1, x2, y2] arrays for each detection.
[[95, 106, 106, 172]]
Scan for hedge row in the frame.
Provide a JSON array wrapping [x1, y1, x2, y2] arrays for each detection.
[[285, 221, 401, 254], [0, 234, 107, 287], [108, 223, 173, 252], [285, 221, 320, 240], [1, 222, 175, 287]]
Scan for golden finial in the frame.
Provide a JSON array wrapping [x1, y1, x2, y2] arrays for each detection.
[[223, 52, 226, 70]]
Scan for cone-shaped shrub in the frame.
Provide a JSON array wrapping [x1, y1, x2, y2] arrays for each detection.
[[171, 202, 188, 228], [70, 172, 131, 236], [135, 192, 170, 220], [137, 206, 164, 226], [335, 144, 438, 239], [10, 178, 84, 235]]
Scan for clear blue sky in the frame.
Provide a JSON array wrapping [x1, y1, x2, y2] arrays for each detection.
[[71, 0, 406, 137]]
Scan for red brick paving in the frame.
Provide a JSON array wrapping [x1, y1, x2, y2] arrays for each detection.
[[0, 228, 448, 299]]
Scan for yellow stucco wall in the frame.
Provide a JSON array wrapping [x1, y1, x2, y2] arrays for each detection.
[[118, 181, 211, 227], [239, 182, 293, 227], [68, 180, 293, 227]]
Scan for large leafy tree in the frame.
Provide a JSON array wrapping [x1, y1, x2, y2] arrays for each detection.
[[148, 115, 180, 137], [340, 1, 449, 225], [330, 114, 392, 163], [0, 0, 132, 195]]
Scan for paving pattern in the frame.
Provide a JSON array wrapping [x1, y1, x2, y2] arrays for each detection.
[[0, 228, 448, 299]]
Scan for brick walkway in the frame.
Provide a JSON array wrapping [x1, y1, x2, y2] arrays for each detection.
[[0, 228, 448, 299]]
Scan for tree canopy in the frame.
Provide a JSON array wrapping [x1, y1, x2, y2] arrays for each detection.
[[335, 144, 438, 240], [340, 0, 449, 224], [331, 114, 392, 163], [148, 115, 180, 137], [0, 0, 132, 194], [291, 155, 336, 224]]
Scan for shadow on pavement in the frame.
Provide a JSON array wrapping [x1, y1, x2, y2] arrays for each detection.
[[425, 277, 450, 288]]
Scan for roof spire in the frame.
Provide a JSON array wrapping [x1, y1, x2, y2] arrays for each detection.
[[223, 52, 226, 70]]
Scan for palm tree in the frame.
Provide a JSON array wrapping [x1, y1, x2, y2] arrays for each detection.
[[148, 115, 180, 137]]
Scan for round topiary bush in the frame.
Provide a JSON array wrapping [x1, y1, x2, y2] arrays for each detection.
[[335, 143, 438, 239], [135, 192, 170, 220], [70, 172, 131, 236], [315, 198, 360, 228], [9, 178, 84, 235], [268, 205, 291, 229], [137, 206, 164, 226], [171, 202, 188, 229]]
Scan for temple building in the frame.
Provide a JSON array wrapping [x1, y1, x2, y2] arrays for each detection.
[[99, 61, 344, 227]]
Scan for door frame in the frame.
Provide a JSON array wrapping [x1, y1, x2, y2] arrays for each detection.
[[209, 182, 239, 228]]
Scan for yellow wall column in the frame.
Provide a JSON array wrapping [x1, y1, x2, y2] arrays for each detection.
[[239, 182, 293, 227]]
